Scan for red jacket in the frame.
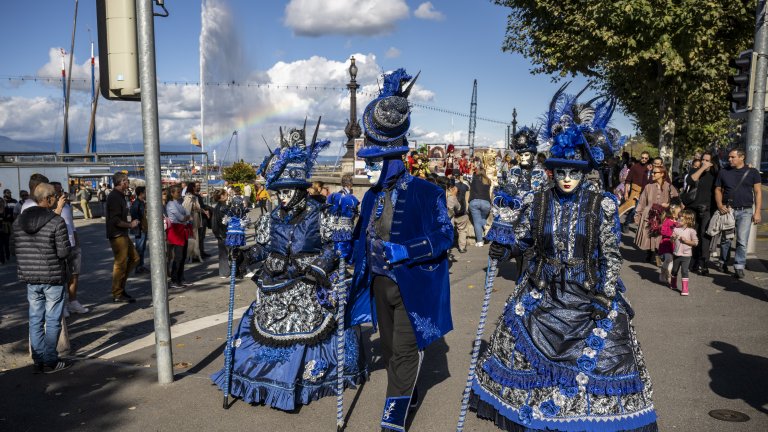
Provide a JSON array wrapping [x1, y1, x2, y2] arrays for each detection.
[[167, 222, 191, 246]]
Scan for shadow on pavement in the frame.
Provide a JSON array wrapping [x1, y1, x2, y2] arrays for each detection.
[[0, 360, 156, 430], [708, 272, 768, 303], [708, 341, 768, 415]]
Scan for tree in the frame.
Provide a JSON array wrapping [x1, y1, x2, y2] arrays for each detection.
[[492, 0, 754, 167], [222, 159, 257, 184]]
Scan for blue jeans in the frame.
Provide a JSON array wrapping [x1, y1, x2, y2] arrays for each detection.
[[469, 199, 491, 243], [135, 234, 147, 268], [720, 207, 753, 270], [28, 284, 65, 365]]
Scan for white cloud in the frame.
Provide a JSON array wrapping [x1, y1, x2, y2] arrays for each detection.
[[284, 0, 409, 36], [2, 0, 455, 160], [385, 47, 401, 58], [414, 2, 445, 21]]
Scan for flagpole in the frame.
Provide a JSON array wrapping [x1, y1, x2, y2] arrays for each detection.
[[61, 0, 78, 155], [90, 39, 97, 153]]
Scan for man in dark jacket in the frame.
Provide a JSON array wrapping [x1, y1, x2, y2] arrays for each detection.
[[13, 182, 72, 374], [107, 173, 140, 303]]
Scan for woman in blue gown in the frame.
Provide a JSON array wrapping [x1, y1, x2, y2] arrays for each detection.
[[472, 86, 658, 431], [211, 123, 367, 410]]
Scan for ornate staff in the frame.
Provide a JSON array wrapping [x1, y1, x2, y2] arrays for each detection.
[[456, 257, 498, 431], [326, 191, 358, 430], [334, 254, 347, 431], [222, 200, 248, 409]]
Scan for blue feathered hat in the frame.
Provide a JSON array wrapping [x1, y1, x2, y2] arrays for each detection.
[[539, 82, 618, 171], [358, 68, 419, 159], [257, 117, 331, 191], [512, 126, 539, 154]]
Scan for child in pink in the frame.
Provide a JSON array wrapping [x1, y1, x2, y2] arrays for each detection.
[[658, 203, 680, 284], [671, 209, 699, 295]]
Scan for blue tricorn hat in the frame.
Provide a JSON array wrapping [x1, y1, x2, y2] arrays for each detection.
[[257, 117, 331, 191], [358, 68, 419, 159], [539, 82, 615, 171]]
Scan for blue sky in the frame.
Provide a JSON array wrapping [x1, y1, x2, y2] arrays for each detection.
[[0, 0, 634, 162]]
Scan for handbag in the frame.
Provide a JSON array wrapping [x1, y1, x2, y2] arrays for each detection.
[[681, 182, 698, 206]]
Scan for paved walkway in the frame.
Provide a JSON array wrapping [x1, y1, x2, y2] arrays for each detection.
[[0, 194, 766, 431]]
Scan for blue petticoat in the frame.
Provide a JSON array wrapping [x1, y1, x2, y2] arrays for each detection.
[[211, 304, 368, 411]]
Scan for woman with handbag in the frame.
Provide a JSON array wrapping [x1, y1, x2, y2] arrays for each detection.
[[684, 151, 719, 274], [634, 164, 679, 263]]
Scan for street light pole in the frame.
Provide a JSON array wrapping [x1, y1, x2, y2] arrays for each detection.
[[746, 0, 768, 167], [136, 0, 174, 384], [342, 56, 362, 175], [746, 0, 768, 255]]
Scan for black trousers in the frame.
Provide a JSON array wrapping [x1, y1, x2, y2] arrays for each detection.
[[692, 208, 712, 267], [217, 238, 229, 277], [170, 241, 188, 284], [198, 225, 208, 255], [373, 276, 420, 397]]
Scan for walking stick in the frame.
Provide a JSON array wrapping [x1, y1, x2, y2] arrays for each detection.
[[334, 254, 347, 431], [456, 257, 498, 432], [222, 213, 246, 409]]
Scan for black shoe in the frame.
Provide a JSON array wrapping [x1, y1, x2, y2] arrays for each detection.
[[699, 266, 709, 276], [458, 248, 467, 254], [32, 363, 44, 374], [43, 359, 73, 374], [734, 269, 745, 279], [720, 263, 729, 274], [113, 294, 136, 303]]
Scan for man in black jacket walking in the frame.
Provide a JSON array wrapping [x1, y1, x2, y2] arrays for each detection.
[[13, 183, 72, 374]]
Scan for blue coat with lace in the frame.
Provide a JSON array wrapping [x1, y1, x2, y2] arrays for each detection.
[[347, 173, 454, 350]]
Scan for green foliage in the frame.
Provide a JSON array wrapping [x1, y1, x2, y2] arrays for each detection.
[[492, 0, 754, 157], [222, 160, 257, 184]]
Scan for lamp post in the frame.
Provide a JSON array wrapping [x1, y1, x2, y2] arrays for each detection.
[[511, 108, 518, 136], [342, 56, 362, 175]]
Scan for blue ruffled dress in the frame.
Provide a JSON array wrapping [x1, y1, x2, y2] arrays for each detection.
[[211, 199, 367, 410], [474, 186, 658, 431]]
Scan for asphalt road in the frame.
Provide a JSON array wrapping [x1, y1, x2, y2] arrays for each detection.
[[1, 197, 766, 431]]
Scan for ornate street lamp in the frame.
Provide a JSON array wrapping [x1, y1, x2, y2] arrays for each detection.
[[342, 56, 362, 174]]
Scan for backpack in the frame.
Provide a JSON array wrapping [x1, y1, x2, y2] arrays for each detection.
[[647, 204, 665, 237], [83, 189, 92, 201]]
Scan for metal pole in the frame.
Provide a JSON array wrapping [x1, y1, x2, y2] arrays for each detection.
[[747, 0, 768, 254], [747, 0, 767, 166], [136, 0, 174, 384], [62, 0, 78, 155]]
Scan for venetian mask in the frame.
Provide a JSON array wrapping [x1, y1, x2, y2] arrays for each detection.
[[519, 151, 534, 168], [554, 168, 583, 193], [278, 188, 297, 209], [365, 159, 384, 185]]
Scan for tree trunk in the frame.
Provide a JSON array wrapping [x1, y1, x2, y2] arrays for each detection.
[[657, 89, 675, 169]]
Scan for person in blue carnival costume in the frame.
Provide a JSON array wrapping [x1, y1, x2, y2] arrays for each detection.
[[211, 119, 367, 411], [346, 68, 454, 432], [500, 127, 549, 198], [472, 83, 658, 432], [496, 127, 550, 276]]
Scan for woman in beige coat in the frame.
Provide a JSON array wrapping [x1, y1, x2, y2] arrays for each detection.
[[634, 164, 678, 261], [182, 182, 203, 262]]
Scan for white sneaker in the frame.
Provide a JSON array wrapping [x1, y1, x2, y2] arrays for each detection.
[[68, 300, 89, 314], [475, 242, 484, 247], [245, 271, 255, 278]]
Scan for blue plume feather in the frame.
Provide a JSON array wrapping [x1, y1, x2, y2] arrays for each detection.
[[381, 68, 412, 97], [306, 139, 331, 175]]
